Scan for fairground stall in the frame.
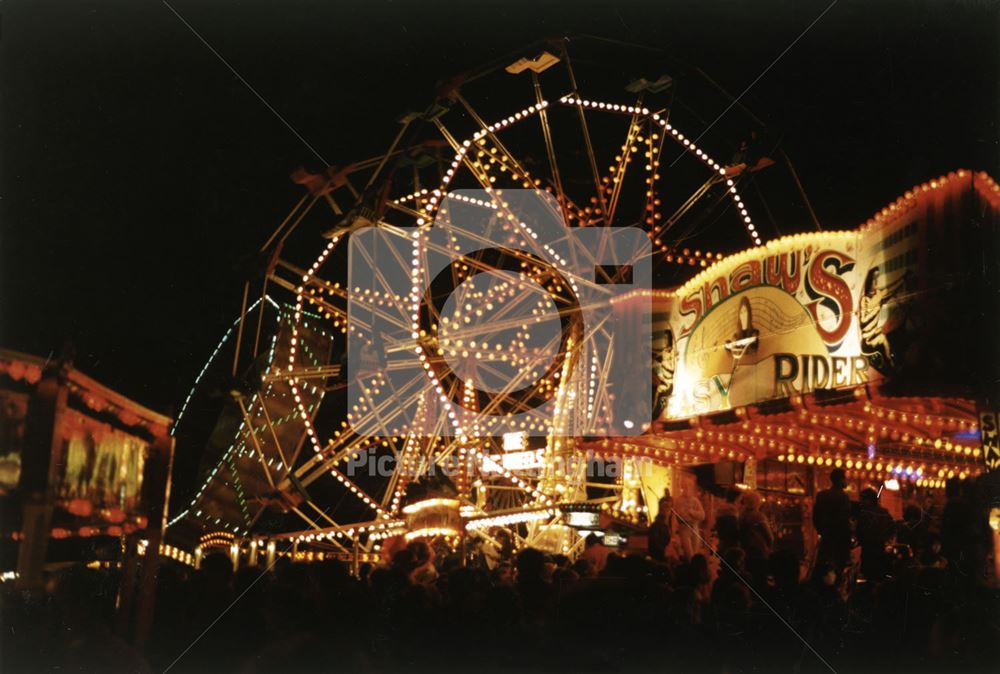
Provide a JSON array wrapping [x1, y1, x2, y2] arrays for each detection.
[[598, 169, 1000, 561], [0, 349, 175, 644]]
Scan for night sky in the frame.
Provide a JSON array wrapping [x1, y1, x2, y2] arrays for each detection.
[[2, 0, 997, 416]]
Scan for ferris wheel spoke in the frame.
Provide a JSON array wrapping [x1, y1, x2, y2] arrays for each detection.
[[254, 391, 293, 472], [323, 464, 387, 518], [302, 500, 351, 536], [349, 233, 421, 319], [290, 277, 407, 337], [364, 116, 415, 192], [263, 364, 342, 384], [319, 192, 344, 219], [529, 72, 569, 225], [475, 449, 550, 504], [288, 436, 374, 492], [381, 436, 415, 511], [348, 370, 429, 433], [234, 397, 278, 490], [352, 372, 416, 441], [605, 99, 645, 225], [295, 393, 426, 490], [260, 191, 314, 253], [291, 380, 427, 490], [275, 192, 325, 252], [559, 47, 608, 220], [278, 377, 327, 472], [660, 173, 724, 240], [454, 343, 566, 421], [385, 200, 425, 220], [454, 92, 536, 187], [432, 119, 494, 190]]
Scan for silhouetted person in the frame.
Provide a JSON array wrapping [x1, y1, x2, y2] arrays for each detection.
[[711, 547, 751, 635], [689, 553, 712, 605], [941, 477, 981, 577], [715, 488, 741, 551], [944, 478, 992, 583], [767, 549, 802, 608], [896, 504, 927, 556], [920, 533, 948, 569], [813, 468, 852, 573], [493, 561, 515, 586], [856, 487, 894, 580], [648, 497, 673, 562], [803, 561, 847, 657], [515, 548, 555, 637], [580, 532, 611, 573]]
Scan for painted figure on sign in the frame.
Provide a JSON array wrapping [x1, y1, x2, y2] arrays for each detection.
[[725, 296, 759, 359], [859, 266, 906, 372], [654, 328, 676, 417], [714, 296, 761, 409]]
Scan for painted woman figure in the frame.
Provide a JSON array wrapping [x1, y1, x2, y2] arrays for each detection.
[[714, 296, 761, 409], [859, 266, 905, 371], [653, 328, 676, 417], [725, 296, 759, 359]]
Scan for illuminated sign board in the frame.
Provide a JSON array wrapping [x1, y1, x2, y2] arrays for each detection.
[[654, 226, 922, 418], [565, 510, 600, 528], [980, 410, 1000, 472]]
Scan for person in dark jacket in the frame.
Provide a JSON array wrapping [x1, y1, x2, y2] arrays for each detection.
[[813, 469, 852, 573], [856, 488, 894, 580], [895, 504, 927, 557]]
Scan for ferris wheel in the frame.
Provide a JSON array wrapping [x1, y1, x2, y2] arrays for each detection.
[[178, 40, 768, 559]]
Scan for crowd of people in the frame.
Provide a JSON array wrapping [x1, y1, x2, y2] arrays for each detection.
[[2, 471, 999, 672]]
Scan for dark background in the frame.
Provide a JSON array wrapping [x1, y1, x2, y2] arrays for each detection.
[[2, 0, 997, 415]]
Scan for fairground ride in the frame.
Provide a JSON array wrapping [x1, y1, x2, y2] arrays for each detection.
[[167, 38, 783, 566]]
